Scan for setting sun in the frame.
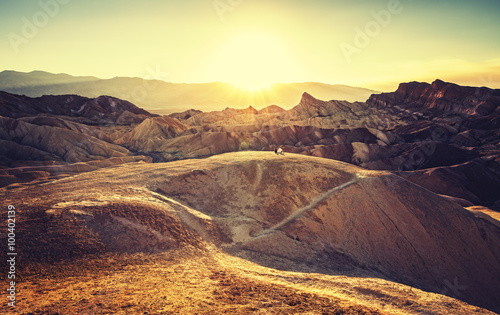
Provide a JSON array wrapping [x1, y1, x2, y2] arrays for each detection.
[[209, 32, 296, 90]]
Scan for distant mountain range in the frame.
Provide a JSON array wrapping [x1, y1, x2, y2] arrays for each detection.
[[0, 70, 378, 114]]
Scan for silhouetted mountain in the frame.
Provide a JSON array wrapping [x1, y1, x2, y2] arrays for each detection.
[[0, 70, 378, 114], [0, 70, 99, 89]]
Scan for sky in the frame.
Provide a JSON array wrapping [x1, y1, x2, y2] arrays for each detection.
[[1, 0, 499, 91]]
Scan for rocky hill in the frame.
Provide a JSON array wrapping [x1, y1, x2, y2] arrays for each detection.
[[0, 91, 153, 124], [0, 92, 154, 186], [368, 79, 500, 116], [172, 92, 400, 129], [2, 79, 500, 211], [2, 78, 500, 313], [2, 152, 499, 313]]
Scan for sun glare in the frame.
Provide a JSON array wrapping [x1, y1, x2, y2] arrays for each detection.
[[210, 32, 296, 91]]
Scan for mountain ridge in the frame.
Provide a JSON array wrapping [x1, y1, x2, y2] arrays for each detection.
[[0, 70, 378, 114], [1, 78, 499, 211]]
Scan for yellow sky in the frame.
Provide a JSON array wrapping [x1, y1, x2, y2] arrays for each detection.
[[1, 0, 499, 91]]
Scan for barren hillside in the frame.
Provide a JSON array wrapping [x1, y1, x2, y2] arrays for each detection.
[[2, 152, 499, 314]]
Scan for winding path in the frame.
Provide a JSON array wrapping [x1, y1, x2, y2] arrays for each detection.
[[251, 175, 359, 240]]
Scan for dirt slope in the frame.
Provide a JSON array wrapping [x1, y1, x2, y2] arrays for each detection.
[[2, 152, 499, 313]]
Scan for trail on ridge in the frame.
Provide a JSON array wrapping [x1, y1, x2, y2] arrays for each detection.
[[250, 175, 359, 240]]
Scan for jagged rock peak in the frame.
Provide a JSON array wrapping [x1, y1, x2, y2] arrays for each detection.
[[245, 106, 258, 114], [369, 80, 500, 116], [300, 92, 318, 104], [431, 79, 448, 89]]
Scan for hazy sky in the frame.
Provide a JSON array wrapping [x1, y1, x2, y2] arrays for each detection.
[[1, 0, 499, 91]]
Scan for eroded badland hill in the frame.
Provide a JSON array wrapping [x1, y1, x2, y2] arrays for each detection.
[[1, 152, 500, 314], [1, 79, 500, 314]]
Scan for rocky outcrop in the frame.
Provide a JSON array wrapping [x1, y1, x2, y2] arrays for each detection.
[[362, 80, 500, 209], [18, 116, 118, 143], [117, 124, 393, 161], [2, 81, 499, 210], [178, 106, 263, 127], [0, 115, 153, 187], [290, 92, 361, 118], [0, 91, 160, 186], [0, 91, 155, 124], [0, 116, 132, 164], [169, 109, 203, 121], [115, 116, 191, 152], [395, 157, 500, 207], [171, 92, 401, 130], [367, 79, 500, 117]]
